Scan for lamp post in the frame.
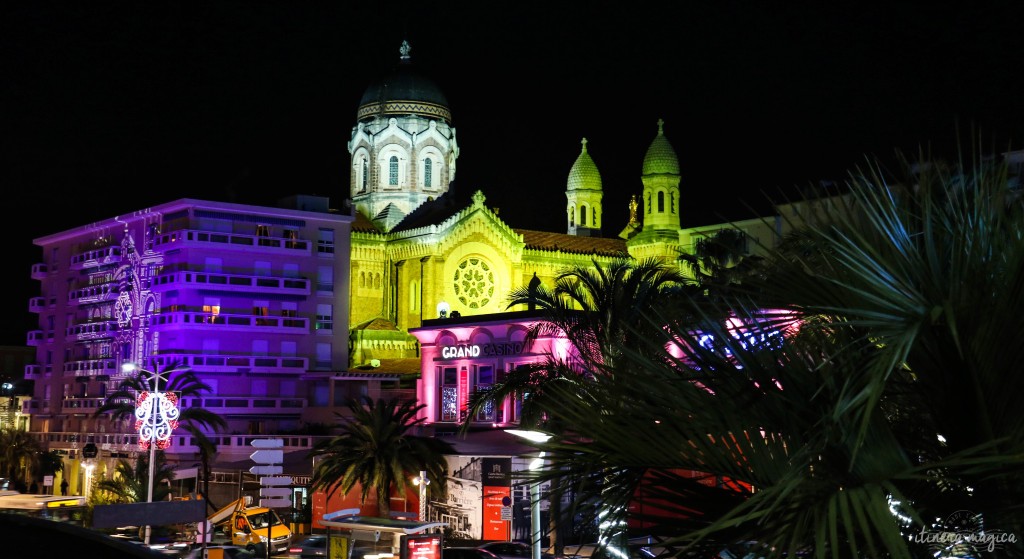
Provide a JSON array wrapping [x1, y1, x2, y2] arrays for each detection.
[[507, 430, 552, 559], [123, 363, 179, 546], [413, 471, 430, 523], [83, 462, 94, 501]]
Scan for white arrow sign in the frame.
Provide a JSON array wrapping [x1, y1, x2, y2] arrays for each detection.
[[260, 497, 291, 508], [260, 487, 292, 498], [251, 438, 284, 449], [250, 449, 283, 464], [249, 465, 283, 476], [260, 476, 293, 487]]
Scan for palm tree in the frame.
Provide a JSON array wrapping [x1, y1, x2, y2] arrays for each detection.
[[505, 144, 1024, 558], [95, 361, 226, 504], [310, 396, 456, 519], [0, 427, 42, 490], [94, 451, 177, 503], [35, 450, 64, 492]]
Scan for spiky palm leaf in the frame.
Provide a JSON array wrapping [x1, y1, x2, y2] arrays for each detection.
[[0, 427, 42, 487], [310, 397, 455, 518], [498, 145, 1024, 558], [94, 451, 176, 503]]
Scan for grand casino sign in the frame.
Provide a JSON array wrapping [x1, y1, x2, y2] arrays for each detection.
[[439, 342, 527, 360]]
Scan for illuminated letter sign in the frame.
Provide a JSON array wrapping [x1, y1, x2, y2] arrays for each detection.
[[440, 343, 525, 360], [441, 345, 482, 359]]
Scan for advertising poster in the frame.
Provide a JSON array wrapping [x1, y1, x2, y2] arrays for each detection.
[[481, 458, 512, 541]]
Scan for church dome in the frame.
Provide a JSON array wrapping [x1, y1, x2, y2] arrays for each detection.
[[357, 41, 452, 123], [641, 119, 680, 175], [567, 138, 602, 191]]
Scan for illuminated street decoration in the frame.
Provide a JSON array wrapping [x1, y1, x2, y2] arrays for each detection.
[[135, 389, 179, 450], [114, 290, 133, 328]]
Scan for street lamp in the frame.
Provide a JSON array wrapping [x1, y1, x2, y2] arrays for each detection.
[[123, 363, 180, 545], [529, 453, 546, 559], [507, 430, 552, 559], [83, 462, 94, 501], [412, 470, 430, 523]]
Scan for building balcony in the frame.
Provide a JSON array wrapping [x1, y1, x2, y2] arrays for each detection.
[[63, 358, 118, 377], [151, 353, 309, 374], [28, 297, 46, 313], [150, 311, 309, 333], [27, 330, 46, 346], [24, 364, 44, 380], [70, 245, 122, 270], [28, 431, 319, 465], [178, 395, 307, 417], [67, 282, 120, 305], [151, 270, 311, 296], [31, 263, 48, 280], [65, 320, 120, 342], [151, 229, 311, 254], [61, 396, 107, 415]]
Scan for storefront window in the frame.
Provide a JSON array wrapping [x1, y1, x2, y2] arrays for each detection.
[[440, 366, 458, 422], [476, 365, 495, 421]]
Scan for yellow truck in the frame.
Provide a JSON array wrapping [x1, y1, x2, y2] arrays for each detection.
[[201, 496, 292, 555]]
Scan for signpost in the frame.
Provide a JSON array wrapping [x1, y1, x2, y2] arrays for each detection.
[[251, 439, 291, 559], [249, 465, 283, 476]]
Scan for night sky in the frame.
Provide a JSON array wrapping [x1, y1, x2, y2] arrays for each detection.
[[4, 1, 1024, 345]]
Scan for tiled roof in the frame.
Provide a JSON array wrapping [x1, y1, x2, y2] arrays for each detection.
[[352, 211, 382, 233], [353, 317, 400, 331], [349, 358, 422, 375], [515, 229, 629, 257]]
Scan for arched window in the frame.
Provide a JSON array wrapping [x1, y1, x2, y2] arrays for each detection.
[[389, 156, 399, 186], [410, 280, 420, 311], [361, 159, 368, 191], [580, 205, 588, 226], [424, 158, 433, 188], [657, 191, 665, 212], [569, 207, 575, 227]]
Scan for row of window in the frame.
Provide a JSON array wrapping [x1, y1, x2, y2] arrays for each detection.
[[436, 363, 520, 423], [355, 153, 442, 192]]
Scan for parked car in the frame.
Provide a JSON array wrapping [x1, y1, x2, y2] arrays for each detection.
[[477, 541, 559, 559], [182, 544, 260, 559], [288, 534, 327, 559], [445, 547, 500, 559]]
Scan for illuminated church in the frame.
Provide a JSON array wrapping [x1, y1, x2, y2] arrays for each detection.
[[346, 41, 746, 367]]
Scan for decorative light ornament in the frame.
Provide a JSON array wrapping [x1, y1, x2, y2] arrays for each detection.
[[135, 389, 179, 450], [114, 290, 133, 328]]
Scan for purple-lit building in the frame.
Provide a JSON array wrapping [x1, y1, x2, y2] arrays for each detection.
[[23, 195, 415, 493]]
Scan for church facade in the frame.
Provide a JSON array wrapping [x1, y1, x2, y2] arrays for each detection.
[[344, 42, 775, 368]]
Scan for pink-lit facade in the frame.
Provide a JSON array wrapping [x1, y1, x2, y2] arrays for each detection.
[[409, 311, 572, 427]]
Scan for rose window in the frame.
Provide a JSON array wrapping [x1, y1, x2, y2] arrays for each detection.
[[453, 257, 494, 309]]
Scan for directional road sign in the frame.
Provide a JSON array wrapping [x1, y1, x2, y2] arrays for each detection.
[[249, 465, 283, 476], [251, 438, 284, 449], [250, 449, 284, 464], [260, 497, 291, 508], [260, 476, 293, 487], [260, 487, 292, 498]]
